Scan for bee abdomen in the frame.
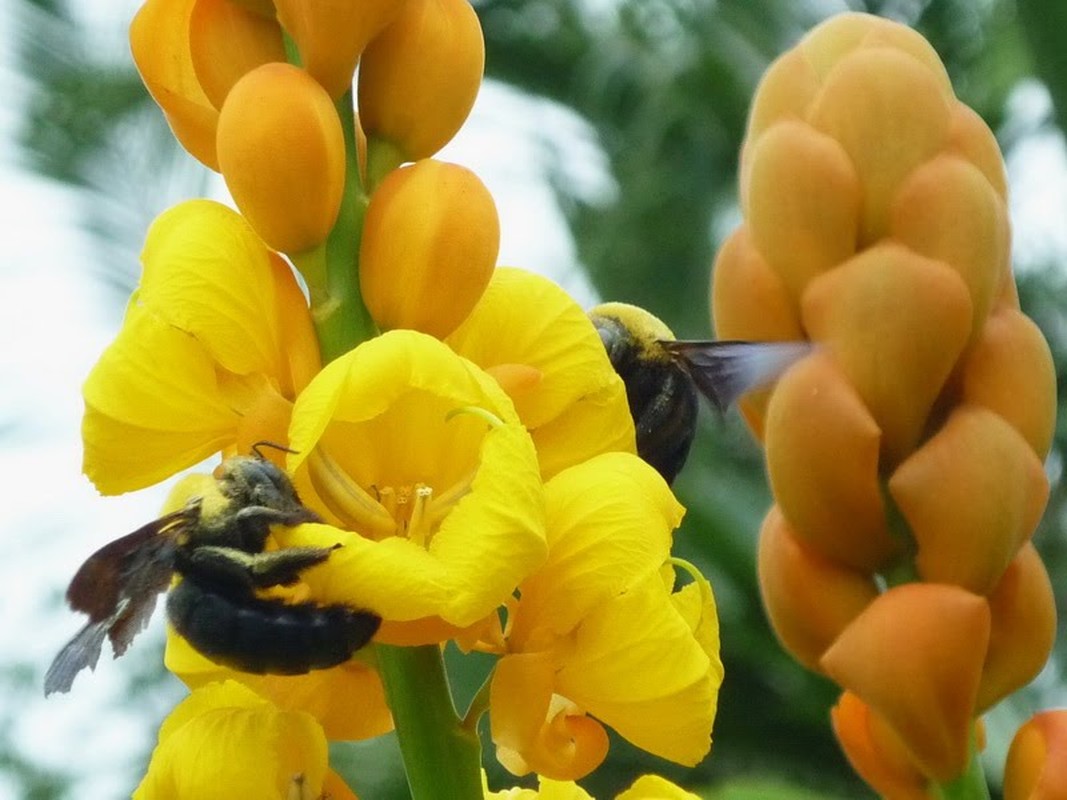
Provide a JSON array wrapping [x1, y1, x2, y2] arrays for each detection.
[[166, 578, 381, 675]]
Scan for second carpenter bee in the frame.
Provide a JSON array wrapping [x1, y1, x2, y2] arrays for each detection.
[[44, 450, 380, 696], [590, 302, 810, 483]]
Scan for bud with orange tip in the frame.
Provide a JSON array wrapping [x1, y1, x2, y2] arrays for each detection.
[[359, 160, 499, 339], [359, 0, 485, 165], [216, 63, 346, 255], [274, 0, 407, 100], [1005, 710, 1067, 800]]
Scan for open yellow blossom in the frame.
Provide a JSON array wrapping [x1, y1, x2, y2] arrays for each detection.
[[446, 268, 636, 478], [134, 680, 357, 800], [484, 774, 700, 800], [489, 453, 720, 780], [82, 199, 320, 493], [277, 330, 547, 641]]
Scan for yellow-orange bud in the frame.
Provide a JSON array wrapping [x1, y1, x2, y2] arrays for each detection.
[[757, 507, 879, 671], [820, 583, 990, 782], [359, 160, 499, 338], [217, 63, 345, 253], [130, 0, 220, 169], [188, 0, 285, 110], [1005, 710, 1067, 800], [359, 0, 485, 161], [274, 0, 407, 99]]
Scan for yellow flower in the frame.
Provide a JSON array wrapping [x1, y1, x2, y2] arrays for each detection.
[[83, 200, 320, 493], [489, 453, 721, 780], [1004, 710, 1067, 800], [277, 330, 547, 642], [484, 774, 700, 800], [446, 268, 636, 478], [359, 159, 500, 339], [134, 680, 357, 800]]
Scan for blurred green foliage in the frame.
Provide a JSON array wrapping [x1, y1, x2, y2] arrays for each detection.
[[11, 0, 1067, 798]]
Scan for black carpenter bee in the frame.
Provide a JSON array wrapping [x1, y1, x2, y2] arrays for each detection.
[[44, 449, 381, 696], [590, 302, 811, 484]]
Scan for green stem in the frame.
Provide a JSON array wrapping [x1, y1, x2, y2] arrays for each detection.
[[376, 644, 484, 800], [931, 734, 991, 800]]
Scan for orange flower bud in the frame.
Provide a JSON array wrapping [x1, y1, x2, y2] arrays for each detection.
[[130, 0, 220, 169], [958, 309, 1057, 459], [801, 243, 973, 467], [743, 120, 861, 300], [820, 583, 990, 782], [764, 351, 900, 571], [1004, 710, 1067, 800], [757, 507, 879, 671], [188, 0, 285, 109], [359, 0, 484, 162], [216, 63, 346, 253], [274, 0, 407, 99], [889, 406, 1048, 596], [978, 544, 1056, 711], [831, 692, 934, 800], [947, 103, 1008, 201], [710, 227, 804, 438], [359, 160, 499, 338]]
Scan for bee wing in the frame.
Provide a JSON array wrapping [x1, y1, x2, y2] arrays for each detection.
[[664, 340, 813, 411], [45, 510, 188, 696]]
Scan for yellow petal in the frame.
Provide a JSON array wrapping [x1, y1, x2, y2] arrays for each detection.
[[801, 243, 973, 466], [490, 652, 610, 781], [890, 155, 1008, 338], [616, 775, 702, 800], [508, 452, 683, 651], [130, 0, 220, 169], [217, 64, 346, 254], [139, 199, 318, 383], [978, 543, 1056, 711], [947, 102, 1008, 201], [82, 305, 240, 493], [820, 583, 990, 782], [285, 331, 546, 630], [360, 160, 500, 338], [134, 681, 328, 800], [888, 406, 1048, 595], [744, 120, 861, 300], [555, 571, 721, 767], [164, 630, 393, 741], [763, 351, 899, 571], [358, 0, 485, 161], [448, 268, 636, 476], [958, 308, 1057, 459], [757, 507, 879, 672]]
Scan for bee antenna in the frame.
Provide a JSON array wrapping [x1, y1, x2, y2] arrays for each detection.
[[251, 441, 300, 459]]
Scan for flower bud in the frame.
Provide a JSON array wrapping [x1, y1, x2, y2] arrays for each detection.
[[217, 63, 345, 253], [820, 583, 990, 782], [359, 0, 485, 161], [1004, 710, 1067, 800], [757, 507, 879, 671], [130, 0, 220, 168], [188, 0, 285, 109], [274, 0, 407, 99], [360, 160, 499, 338]]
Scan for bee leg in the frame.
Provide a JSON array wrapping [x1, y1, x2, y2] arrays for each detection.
[[231, 504, 322, 551], [182, 545, 336, 589]]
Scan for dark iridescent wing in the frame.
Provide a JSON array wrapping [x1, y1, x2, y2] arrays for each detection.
[[663, 340, 813, 411], [44, 509, 190, 696]]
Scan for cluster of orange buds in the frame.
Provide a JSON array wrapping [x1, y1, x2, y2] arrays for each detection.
[[711, 12, 1058, 796], [130, 0, 488, 276]]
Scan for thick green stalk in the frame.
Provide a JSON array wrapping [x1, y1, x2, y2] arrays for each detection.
[[932, 736, 991, 800], [376, 644, 484, 800]]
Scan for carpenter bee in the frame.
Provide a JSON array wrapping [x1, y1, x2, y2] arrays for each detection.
[[590, 302, 811, 483], [44, 449, 380, 696]]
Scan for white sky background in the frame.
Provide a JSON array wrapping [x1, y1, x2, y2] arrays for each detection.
[[2, 1, 1067, 797]]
